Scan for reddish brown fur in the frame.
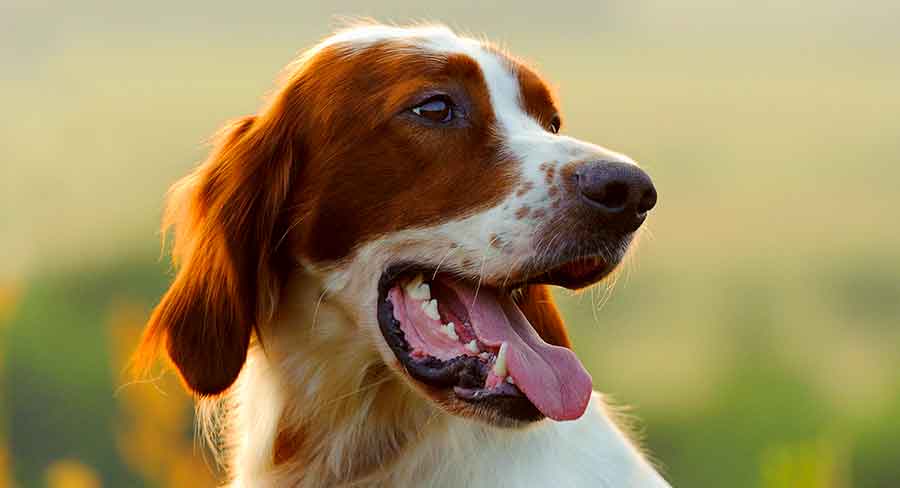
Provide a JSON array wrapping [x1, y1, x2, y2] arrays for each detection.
[[137, 111, 296, 395], [518, 285, 571, 348], [134, 41, 558, 396], [285, 48, 518, 263], [515, 63, 561, 132]]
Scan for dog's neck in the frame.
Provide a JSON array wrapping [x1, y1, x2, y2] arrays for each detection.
[[212, 271, 669, 488], [213, 270, 440, 487]]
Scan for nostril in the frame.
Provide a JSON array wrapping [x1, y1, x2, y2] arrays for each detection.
[[637, 186, 657, 213], [597, 182, 629, 210], [577, 160, 656, 221]]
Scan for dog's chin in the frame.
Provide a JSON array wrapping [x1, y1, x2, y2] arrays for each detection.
[[375, 253, 620, 428]]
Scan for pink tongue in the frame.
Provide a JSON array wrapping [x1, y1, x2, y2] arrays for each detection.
[[446, 282, 593, 421]]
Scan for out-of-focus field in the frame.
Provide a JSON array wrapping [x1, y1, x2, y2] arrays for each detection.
[[2, 1, 899, 487]]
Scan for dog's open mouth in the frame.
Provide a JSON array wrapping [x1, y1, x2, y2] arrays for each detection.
[[378, 259, 610, 422]]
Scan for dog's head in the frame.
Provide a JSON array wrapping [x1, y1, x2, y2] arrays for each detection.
[[138, 24, 656, 427]]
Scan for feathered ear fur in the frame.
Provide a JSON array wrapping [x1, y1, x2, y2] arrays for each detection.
[[135, 109, 296, 396], [518, 284, 572, 348]]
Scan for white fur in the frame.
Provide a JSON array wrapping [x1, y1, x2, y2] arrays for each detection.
[[210, 25, 670, 488], [218, 265, 670, 487]]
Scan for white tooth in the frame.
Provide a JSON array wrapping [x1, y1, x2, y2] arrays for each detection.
[[405, 274, 422, 291], [465, 340, 479, 353], [405, 275, 431, 300], [422, 299, 440, 320], [479, 352, 491, 360], [442, 323, 459, 341], [413, 283, 431, 300], [493, 342, 508, 377], [506, 376, 515, 385]]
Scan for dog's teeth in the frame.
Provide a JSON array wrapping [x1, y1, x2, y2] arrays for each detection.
[[493, 342, 508, 377], [442, 323, 459, 341], [465, 340, 479, 353], [406, 273, 422, 289], [405, 275, 431, 300], [479, 352, 490, 360], [413, 283, 431, 300], [421, 299, 440, 320], [505, 376, 515, 385]]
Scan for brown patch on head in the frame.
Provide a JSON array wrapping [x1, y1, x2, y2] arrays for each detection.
[[286, 43, 523, 263], [136, 38, 527, 396], [547, 186, 559, 198], [515, 181, 534, 197], [514, 62, 561, 132], [515, 206, 531, 220], [532, 209, 546, 219]]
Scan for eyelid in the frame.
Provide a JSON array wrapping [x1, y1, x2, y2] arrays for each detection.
[[403, 90, 469, 117]]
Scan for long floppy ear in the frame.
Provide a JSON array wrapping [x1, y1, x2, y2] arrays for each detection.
[[518, 285, 572, 348], [136, 112, 295, 396]]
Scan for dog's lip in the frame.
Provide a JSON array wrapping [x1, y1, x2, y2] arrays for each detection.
[[376, 267, 544, 422], [498, 255, 616, 291], [376, 258, 601, 422]]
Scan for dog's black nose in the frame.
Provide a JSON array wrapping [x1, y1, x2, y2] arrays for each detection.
[[576, 161, 657, 231]]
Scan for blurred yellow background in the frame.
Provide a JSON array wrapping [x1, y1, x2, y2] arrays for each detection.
[[2, 1, 899, 487]]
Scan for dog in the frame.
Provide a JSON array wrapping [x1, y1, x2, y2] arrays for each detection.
[[136, 22, 670, 487]]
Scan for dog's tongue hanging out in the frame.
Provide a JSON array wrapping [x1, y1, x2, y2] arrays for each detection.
[[389, 275, 593, 421]]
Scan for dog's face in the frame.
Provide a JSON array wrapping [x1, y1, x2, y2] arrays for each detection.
[[140, 25, 656, 428]]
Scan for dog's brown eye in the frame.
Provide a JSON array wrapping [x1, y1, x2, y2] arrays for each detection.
[[548, 115, 561, 134], [412, 96, 454, 123]]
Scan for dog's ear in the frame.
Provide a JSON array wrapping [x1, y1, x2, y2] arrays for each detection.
[[136, 111, 296, 396], [518, 285, 572, 348]]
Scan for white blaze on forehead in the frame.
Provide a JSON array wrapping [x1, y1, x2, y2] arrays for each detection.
[[316, 25, 642, 298], [324, 24, 536, 136]]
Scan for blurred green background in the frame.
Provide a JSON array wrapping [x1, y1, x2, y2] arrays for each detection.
[[2, 1, 899, 487]]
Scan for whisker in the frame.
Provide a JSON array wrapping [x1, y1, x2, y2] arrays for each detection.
[[114, 369, 168, 397], [274, 212, 309, 251], [312, 287, 329, 330], [472, 235, 498, 306], [432, 245, 458, 280], [319, 376, 394, 409], [501, 253, 527, 289]]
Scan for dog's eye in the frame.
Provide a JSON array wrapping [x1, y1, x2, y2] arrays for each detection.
[[411, 95, 455, 123], [548, 115, 561, 134]]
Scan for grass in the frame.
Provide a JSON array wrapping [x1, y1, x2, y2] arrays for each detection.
[[3, 3, 900, 486]]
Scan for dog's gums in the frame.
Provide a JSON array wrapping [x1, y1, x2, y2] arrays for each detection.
[[378, 266, 597, 422], [135, 22, 670, 487]]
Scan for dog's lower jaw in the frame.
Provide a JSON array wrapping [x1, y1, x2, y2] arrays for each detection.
[[208, 270, 670, 488]]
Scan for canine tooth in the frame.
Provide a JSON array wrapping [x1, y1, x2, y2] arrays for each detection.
[[479, 352, 491, 360], [506, 376, 515, 385], [493, 342, 508, 377], [406, 274, 422, 289], [405, 275, 431, 300], [465, 340, 479, 353], [442, 323, 459, 341], [422, 299, 440, 320], [413, 283, 431, 300]]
